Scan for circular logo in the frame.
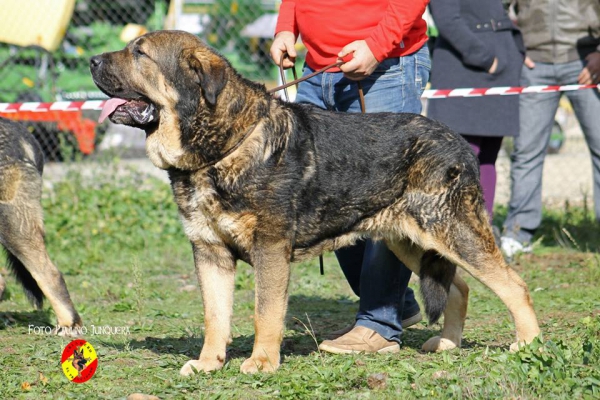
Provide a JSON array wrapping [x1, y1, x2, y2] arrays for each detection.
[[61, 339, 98, 383]]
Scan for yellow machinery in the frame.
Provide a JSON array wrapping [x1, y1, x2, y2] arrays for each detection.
[[0, 0, 76, 51]]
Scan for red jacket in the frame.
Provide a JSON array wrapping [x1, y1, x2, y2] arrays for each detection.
[[275, 0, 430, 71]]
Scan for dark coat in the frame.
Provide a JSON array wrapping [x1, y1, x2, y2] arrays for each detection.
[[427, 0, 525, 137]]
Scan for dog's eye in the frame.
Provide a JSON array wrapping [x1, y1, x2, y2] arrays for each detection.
[[134, 47, 148, 58]]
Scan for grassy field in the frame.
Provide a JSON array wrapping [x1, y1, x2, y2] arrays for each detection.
[[1, 159, 599, 399]]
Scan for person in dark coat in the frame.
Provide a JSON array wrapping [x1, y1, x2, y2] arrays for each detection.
[[427, 0, 525, 221]]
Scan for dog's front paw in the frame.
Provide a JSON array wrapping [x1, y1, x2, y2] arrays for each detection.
[[509, 341, 530, 352], [240, 356, 279, 374], [422, 336, 459, 352], [180, 358, 224, 376]]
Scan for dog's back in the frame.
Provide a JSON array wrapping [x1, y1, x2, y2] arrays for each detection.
[[0, 118, 82, 333], [285, 105, 481, 247]]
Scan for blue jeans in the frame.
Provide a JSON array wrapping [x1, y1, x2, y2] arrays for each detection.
[[504, 60, 600, 244], [295, 45, 430, 343]]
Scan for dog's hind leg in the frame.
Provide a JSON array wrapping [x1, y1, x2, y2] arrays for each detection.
[[432, 211, 540, 351], [386, 238, 468, 352], [421, 273, 469, 352], [180, 241, 236, 376], [464, 249, 540, 351], [0, 169, 81, 332], [0, 218, 82, 333], [240, 240, 291, 374]]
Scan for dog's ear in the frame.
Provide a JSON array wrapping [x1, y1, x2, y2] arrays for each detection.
[[182, 48, 226, 106]]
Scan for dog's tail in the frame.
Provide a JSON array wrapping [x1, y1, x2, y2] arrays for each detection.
[[419, 250, 456, 324], [1, 246, 44, 308]]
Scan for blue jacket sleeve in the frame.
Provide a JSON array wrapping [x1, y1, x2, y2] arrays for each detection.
[[429, 0, 496, 71]]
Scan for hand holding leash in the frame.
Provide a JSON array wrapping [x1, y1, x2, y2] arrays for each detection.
[[337, 40, 379, 81], [270, 31, 296, 69]]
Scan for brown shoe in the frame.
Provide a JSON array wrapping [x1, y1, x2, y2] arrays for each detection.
[[318, 326, 400, 354], [324, 324, 354, 340], [325, 312, 423, 340]]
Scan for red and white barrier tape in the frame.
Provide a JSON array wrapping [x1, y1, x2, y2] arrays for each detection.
[[0, 100, 106, 113], [421, 83, 599, 99], [0, 84, 598, 113]]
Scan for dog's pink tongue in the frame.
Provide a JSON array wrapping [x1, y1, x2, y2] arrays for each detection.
[[99, 98, 128, 123]]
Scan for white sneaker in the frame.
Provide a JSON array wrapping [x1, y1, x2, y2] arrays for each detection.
[[500, 236, 532, 259]]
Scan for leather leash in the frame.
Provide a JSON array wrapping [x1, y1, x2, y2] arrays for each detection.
[[270, 53, 367, 275]]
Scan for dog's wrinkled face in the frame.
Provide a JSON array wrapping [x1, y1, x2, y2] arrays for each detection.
[[89, 30, 226, 131]]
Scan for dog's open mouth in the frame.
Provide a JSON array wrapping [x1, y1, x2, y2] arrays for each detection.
[[99, 97, 158, 126]]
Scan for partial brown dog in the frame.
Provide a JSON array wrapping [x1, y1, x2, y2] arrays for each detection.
[[90, 30, 540, 375], [0, 117, 82, 333]]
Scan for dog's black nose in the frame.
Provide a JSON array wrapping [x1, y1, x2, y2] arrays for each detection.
[[90, 55, 103, 69]]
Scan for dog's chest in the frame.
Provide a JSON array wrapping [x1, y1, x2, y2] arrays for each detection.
[[173, 176, 256, 250]]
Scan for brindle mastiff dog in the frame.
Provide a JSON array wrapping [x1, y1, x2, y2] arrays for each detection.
[[90, 30, 541, 375], [0, 118, 82, 333]]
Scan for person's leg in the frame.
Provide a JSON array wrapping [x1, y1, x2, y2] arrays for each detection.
[[478, 137, 504, 217], [353, 240, 415, 343], [333, 240, 364, 297], [503, 63, 561, 246], [463, 135, 503, 219], [321, 47, 429, 351], [559, 60, 600, 221]]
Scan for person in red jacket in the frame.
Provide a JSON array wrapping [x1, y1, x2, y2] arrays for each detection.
[[271, 0, 430, 354]]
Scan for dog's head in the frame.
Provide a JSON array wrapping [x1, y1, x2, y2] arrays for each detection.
[[90, 30, 227, 131], [90, 30, 244, 169]]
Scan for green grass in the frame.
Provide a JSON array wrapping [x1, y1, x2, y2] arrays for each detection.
[[1, 160, 599, 399]]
